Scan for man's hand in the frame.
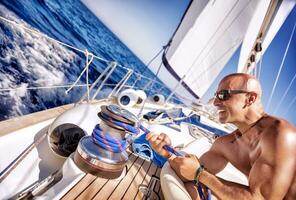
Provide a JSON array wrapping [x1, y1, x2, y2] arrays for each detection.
[[168, 154, 200, 182], [146, 132, 172, 158]]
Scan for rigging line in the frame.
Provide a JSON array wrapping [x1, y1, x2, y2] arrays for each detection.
[[0, 15, 171, 92], [257, 51, 263, 81], [144, 46, 169, 91], [144, 48, 164, 71], [0, 15, 155, 80], [86, 51, 89, 101], [283, 95, 296, 116], [130, 71, 164, 86], [182, 0, 246, 78], [273, 72, 296, 115], [65, 49, 94, 94], [266, 22, 296, 111], [0, 84, 91, 92], [137, 52, 165, 117], [0, 76, 167, 94], [0, 83, 166, 97], [133, 46, 165, 88], [0, 16, 109, 64], [86, 51, 94, 101], [173, 93, 196, 105]]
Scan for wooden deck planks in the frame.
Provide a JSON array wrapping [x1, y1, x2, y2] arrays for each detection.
[[60, 153, 163, 200], [134, 161, 158, 199], [94, 156, 145, 200], [61, 174, 97, 200], [121, 159, 152, 200], [76, 154, 138, 200], [75, 177, 109, 200], [154, 167, 164, 199]]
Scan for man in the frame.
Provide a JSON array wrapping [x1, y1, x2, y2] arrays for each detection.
[[146, 73, 296, 200]]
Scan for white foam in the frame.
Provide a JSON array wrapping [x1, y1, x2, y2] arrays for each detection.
[[0, 5, 78, 118]]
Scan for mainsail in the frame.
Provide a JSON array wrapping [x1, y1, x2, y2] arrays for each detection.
[[158, 0, 262, 101]]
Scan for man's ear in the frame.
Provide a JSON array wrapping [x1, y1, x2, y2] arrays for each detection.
[[247, 92, 257, 105]]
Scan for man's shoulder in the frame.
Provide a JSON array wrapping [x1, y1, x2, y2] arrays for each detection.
[[262, 115, 296, 145], [264, 115, 296, 134], [211, 132, 236, 149]]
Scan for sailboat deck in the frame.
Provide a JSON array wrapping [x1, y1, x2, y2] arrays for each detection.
[[61, 151, 164, 200]]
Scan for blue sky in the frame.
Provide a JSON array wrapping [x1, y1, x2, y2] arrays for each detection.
[[83, 1, 296, 125], [82, 0, 190, 71]]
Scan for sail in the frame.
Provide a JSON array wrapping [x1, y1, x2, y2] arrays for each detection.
[[238, 0, 296, 73], [158, 0, 261, 101]]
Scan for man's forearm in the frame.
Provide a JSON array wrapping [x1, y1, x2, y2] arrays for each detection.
[[199, 171, 260, 200]]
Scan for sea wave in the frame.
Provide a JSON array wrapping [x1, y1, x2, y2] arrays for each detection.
[[0, 0, 170, 121]]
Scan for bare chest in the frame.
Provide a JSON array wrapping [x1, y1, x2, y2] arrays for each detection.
[[225, 131, 265, 175]]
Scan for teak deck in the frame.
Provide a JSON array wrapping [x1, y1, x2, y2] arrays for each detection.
[[61, 152, 164, 200]]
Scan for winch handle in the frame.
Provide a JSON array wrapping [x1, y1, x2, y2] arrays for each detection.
[[139, 124, 184, 157], [104, 104, 185, 157], [163, 145, 185, 157]]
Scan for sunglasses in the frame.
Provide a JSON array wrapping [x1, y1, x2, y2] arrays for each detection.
[[214, 90, 250, 101]]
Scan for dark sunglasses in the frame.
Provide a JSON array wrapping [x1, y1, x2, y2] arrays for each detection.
[[214, 90, 250, 101]]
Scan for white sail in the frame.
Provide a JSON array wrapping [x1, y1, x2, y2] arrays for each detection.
[[262, 0, 295, 57], [238, 0, 295, 73], [157, 0, 261, 100]]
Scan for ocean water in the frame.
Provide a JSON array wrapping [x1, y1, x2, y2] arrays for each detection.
[[0, 0, 171, 121]]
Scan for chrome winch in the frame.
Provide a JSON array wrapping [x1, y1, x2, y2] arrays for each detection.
[[74, 104, 138, 179]]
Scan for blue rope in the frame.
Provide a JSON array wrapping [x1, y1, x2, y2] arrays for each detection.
[[92, 113, 142, 153], [197, 183, 211, 200], [92, 112, 184, 156], [100, 112, 140, 134], [94, 111, 211, 199], [92, 125, 128, 153]]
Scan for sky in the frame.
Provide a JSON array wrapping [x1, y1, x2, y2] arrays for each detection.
[[82, 1, 296, 125], [82, 0, 190, 72]]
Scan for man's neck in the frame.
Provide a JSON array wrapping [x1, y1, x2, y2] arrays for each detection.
[[234, 110, 266, 134]]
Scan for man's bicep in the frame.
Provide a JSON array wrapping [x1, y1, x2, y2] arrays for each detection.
[[268, 131, 296, 199], [200, 149, 228, 174]]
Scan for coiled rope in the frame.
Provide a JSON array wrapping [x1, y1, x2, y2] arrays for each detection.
[[91, 112, 183, 156]]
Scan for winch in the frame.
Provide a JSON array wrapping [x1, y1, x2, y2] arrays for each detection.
[[74, 104, 138, 179]]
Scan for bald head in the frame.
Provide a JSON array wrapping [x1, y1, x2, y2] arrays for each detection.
[[220, 73, 262, 97]]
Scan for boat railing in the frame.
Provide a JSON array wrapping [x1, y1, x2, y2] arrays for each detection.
[[0, 15, 207, 122]]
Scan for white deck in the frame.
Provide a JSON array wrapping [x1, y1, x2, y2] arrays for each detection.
[[0, 100, 246, 199]]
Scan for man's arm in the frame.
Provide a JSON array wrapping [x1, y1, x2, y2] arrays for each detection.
[[267, 129, 296, 200], [169, 135, 260, 199], [168, 136, 229, 181], [199, 128, 296, 200], [199, 170, 259, 200], [199, 137, 229, 174]]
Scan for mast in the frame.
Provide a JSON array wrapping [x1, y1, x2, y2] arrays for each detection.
[[238, 0, 295, 73]]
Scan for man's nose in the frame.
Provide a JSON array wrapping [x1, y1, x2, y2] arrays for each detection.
[[213, 97, 221, 106]]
